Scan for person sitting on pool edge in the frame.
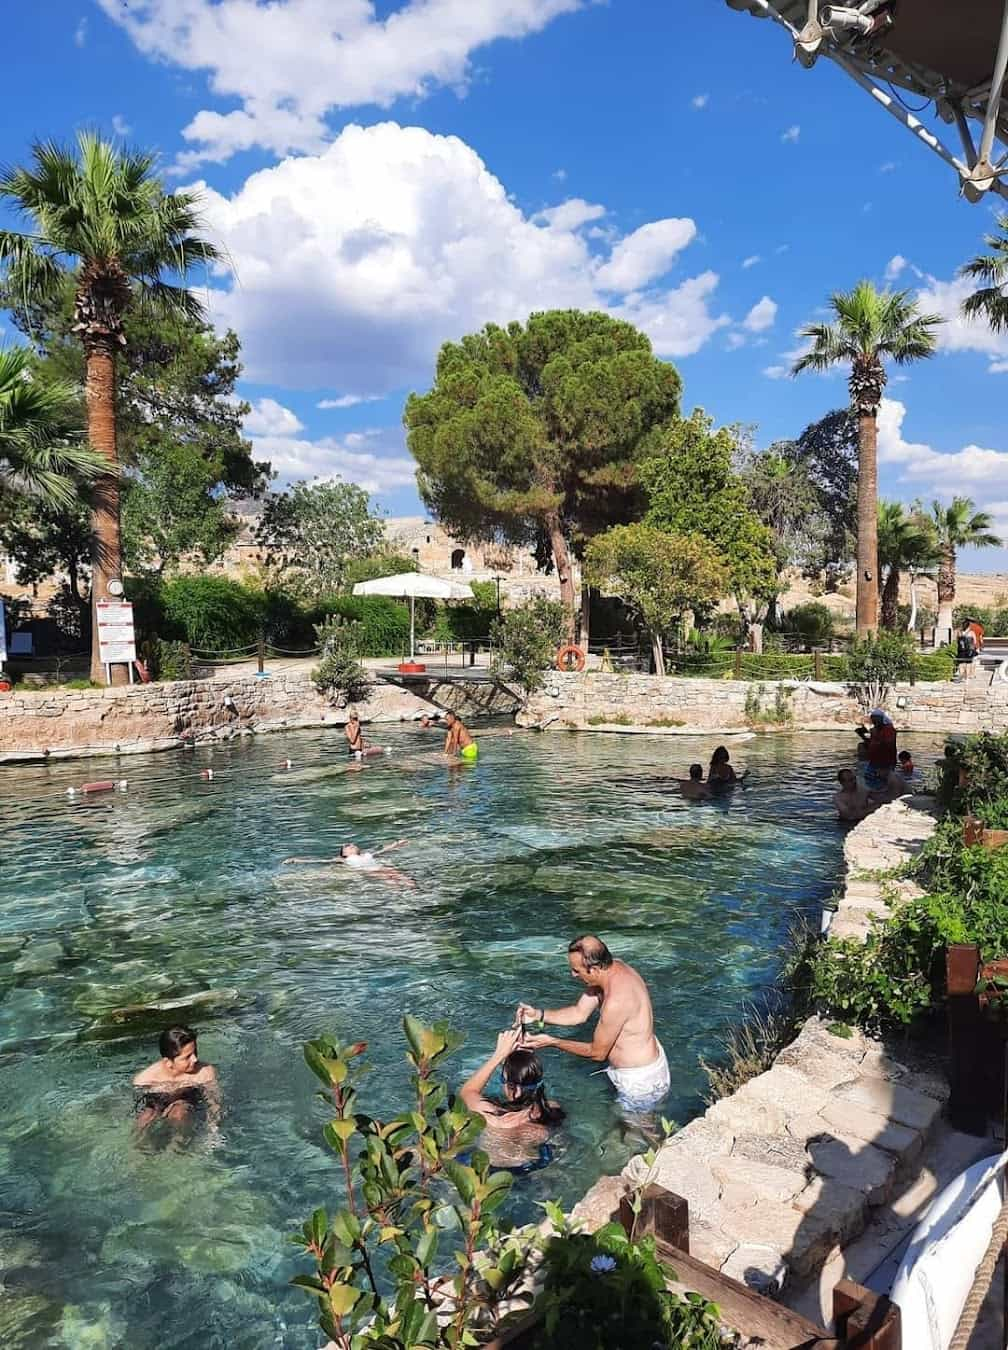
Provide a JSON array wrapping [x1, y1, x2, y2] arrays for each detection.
[[133, 1025, 219, 1131], [344, 709, 384, 759], [677, 764, 711, 800], [708, 745, 746, 788], [443, 711, 478, 761], [458, 1027, 564, 1170]]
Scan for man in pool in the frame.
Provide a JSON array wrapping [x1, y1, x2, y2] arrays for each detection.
[[516, 935, 669, 1112], [443, 711, 478, 761], [834, 768, 876, 822], [134, 1025, 220, 1131], [281, 839, 416, 889], [677, 764, 711, 800]]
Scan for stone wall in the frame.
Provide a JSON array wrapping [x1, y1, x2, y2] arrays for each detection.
[[0, 670, 523, 762], [521, 671, 1008, 735]]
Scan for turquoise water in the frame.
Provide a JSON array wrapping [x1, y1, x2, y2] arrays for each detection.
[[0, 725, 891, 1346]]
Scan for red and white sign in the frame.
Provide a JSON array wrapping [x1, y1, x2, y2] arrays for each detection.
[[96, 600, 137, 667]]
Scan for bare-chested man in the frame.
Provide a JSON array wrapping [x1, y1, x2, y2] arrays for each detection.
[[516, 935, 669, 1111], [443, 711, 478, 761]]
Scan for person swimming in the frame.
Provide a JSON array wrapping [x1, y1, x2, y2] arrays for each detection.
[[458, 1028, 564, 1170], [133, 1025, 219, 1132], [281, 840, 415, 889], [708, 745, 746, 788], [677, 764, 711, 800]]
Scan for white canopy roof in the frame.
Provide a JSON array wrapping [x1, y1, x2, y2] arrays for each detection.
[[352, 572, 475, 601]]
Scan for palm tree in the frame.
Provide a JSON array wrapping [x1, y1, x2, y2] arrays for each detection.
[[876, 501, 940, 632], [961, 213, 1008, 333], [0, 132, 220, 681], [792, 282, 942, 637], [0, 345, 102, 506], [930, 497, 1002, 641]]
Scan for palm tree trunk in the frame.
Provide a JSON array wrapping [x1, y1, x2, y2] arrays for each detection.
[[907, 573, 918, 633], [85, 344, 127, 685], [936, 546, 956, 645], [545, 511, 576, 643], [855, 411, 880, 637], [880, 565, 901, 630]]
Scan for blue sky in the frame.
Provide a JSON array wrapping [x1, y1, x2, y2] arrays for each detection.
[[4, 0, 1008, 570]]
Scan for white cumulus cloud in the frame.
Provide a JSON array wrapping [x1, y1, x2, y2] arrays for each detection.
[[743, 296, 777, 333], [317, 395, 381, 409], [534, 198, 606, 232], [781, 125, 800, 143], [742, 254, 761, 269], [111, 114, 132, 138], [691, 93, 709, 110], [244, 397, 305, 437], [885, 254, 907, 281], [914, 272, 1008, 373], [74, 16, 87, 46], [194, 122, 729, 394], [594, 218, 698, 292], [254, 427, 418, 495], [877, 400, 1008, 523], [97, 0, 585, 166]]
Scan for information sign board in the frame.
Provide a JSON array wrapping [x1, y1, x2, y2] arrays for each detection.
[[96, 600, 137, 667]]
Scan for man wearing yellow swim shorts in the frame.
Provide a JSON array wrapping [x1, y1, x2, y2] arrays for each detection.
[[443, 711, 478, 761]]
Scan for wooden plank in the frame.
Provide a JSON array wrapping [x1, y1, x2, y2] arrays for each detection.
[[947, 943, 989, 1134], [833, 1279, 902, 1349], [652, 1238, 836, 1349], [618, 1184, 690, 1252]]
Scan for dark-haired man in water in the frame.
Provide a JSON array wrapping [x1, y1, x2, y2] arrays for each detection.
[[516, 935, 669, 1111], [677, 764, 711, 800]]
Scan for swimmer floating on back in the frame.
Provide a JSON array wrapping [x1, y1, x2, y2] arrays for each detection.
[[281, 839, 416, 889], [458, 1027, 565, 1171], [133, 1025, 220, 1132]]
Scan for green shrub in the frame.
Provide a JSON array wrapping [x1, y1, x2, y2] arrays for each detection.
[[785, 601, 834, 646], [491, 598, 567, 694], [316, 595, 411, 657], [844, 631, 917, 711], [142, 638, 193, 682], [310, 616, 370, 703], [430, 580, 498, 641], [342, 552, 418, 588], [159, 575, 266, 651]]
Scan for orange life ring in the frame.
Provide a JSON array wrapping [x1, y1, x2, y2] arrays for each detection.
[[556, 644, 586, 672]]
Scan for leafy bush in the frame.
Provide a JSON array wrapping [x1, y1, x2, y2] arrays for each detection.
[[342, 552, 419, 588], [845, 631, 917, 711], [785, 601, 834, 646], [801, 742, 1008, 1035], [159, 575, 266, 651], [140, 638, 193, 682], [430, 580, 498, 642], [491, 597, 567, 694], [318, 595, 412, 657], [953, 600, 1008, 635], [531, 1219, 726, 1349], [311, 616, 370, 704]]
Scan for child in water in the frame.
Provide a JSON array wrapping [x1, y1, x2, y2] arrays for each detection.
[[133, 1025, 219, 1132], [458, 1028, 564, 1170]]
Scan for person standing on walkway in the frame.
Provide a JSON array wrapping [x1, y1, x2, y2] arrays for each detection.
[[516, 935, 669, 1111]]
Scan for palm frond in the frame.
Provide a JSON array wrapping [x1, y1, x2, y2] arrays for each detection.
[[791, 322, 854, 375]]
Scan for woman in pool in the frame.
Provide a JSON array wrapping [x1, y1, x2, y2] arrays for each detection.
[[133, 1025, 219, 1131], [708, 745, 747, 788], [459, 1028, 565, 1170]]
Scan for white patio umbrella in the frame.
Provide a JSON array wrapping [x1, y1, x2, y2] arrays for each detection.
[[352, 571, 475, 661]]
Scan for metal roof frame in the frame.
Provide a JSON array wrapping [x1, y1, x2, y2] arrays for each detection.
[[726, 0, 1008, 201]]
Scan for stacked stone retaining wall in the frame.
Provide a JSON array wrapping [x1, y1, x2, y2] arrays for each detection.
[[521, 671, 1008, 735]]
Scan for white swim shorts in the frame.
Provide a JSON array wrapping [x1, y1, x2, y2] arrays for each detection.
[[605, 1044, 670, 1111]]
